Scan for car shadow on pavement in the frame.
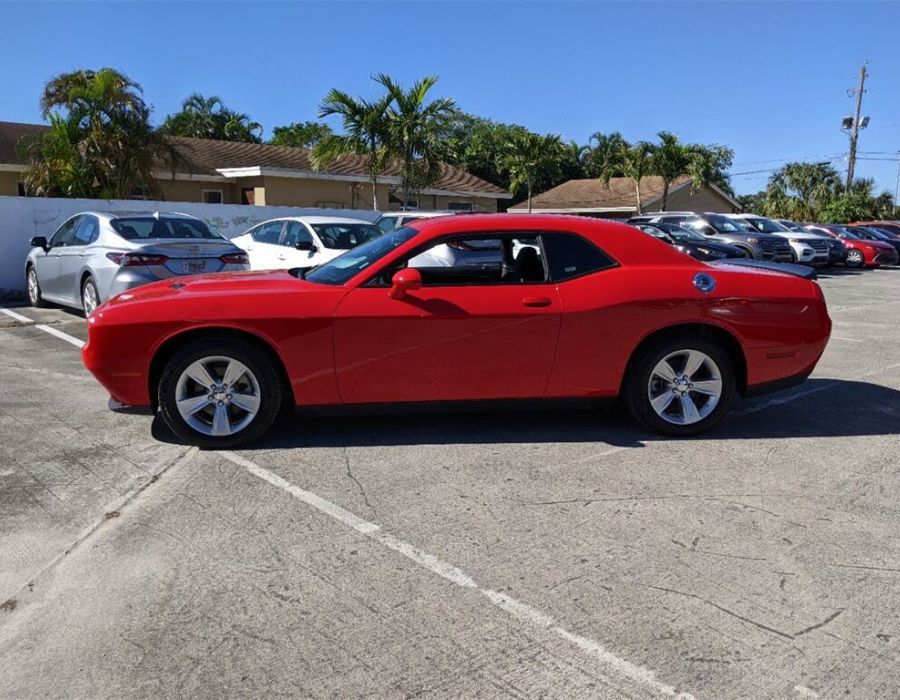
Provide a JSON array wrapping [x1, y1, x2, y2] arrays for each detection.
[[150, 378, 900, 450]]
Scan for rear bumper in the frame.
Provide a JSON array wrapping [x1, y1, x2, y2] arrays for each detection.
[[745, 369, 812, 398]]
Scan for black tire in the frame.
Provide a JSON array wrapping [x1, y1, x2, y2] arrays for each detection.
[[26, 265, 47, 308], [845, 249, 864, 269], [158, 336, 284, 448], [81, 276, 100, 316], [625, 334, 735, 437]]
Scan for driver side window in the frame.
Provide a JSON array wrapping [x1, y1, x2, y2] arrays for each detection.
[[50, 217, 80, 247], [396, 235, 546, 286], [282, 221, 314, 248]]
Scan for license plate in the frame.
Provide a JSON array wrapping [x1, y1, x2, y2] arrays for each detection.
[[183, 260, 207, 274]]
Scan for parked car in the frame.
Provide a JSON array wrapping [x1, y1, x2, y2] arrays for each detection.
[[803, 224, 899, 268], [628, 212, 794, 262], [847, 226, 900, 261], [375, 210, 457, 233], [26, 212, 249, 315], [728, 214, 830, 266], [232, 217, 382, 271], [633, 222, 747, 261], [849, 220, 900, 237], [82, 214, 832, 448]]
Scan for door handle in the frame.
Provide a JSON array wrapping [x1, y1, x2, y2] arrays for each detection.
[[522, 295, 552, 308]]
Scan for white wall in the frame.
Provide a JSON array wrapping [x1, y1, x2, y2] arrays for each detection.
[[0, 196, 378, 298]]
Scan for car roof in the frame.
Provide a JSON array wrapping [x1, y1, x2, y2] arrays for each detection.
[[379, 210, 455, 219], [87, 211, 202, 221], [278, 216, 376, 225]]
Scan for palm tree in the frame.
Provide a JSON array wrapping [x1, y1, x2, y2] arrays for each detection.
[[651, 132, 692, 211], [312, 88, 392, 210], [582, 131, 628, 179], [501, 132, 564, 213], [764, 162, 841, 221], [376, 74, 456, 210], [24, 68, 168, 199], [621, 142, 655, 215], [161, 93, 262, 143]]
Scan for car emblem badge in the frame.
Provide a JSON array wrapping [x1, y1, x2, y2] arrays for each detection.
[[693, 272, 716, 294]]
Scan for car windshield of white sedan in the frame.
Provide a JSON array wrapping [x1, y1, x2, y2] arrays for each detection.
[[303, 227, 418, 285], [111, 217, 223, 240], [311, 223, 383, 249]]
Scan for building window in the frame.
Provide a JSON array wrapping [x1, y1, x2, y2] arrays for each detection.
[[241, 188, 256, 205], [202, 190, 223, 204], [447, 201, 474, 212], [17, 181, 26, 197]]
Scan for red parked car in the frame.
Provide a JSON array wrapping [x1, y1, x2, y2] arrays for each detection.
[[82, 215, 832, 447], [804, 224, 899, 268]]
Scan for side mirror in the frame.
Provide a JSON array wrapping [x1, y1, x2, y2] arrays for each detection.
[[295, 240, 317, 252], [388, 268, 422, 300], [30, 236, 49, 251]]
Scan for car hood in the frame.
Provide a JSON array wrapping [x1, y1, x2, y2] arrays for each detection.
[[105, 269, 321, 306], [771, 231, 827, 241]]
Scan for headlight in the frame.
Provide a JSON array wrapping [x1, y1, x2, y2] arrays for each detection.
[[789, 238, 802, 244]]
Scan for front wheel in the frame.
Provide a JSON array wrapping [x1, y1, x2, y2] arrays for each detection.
[[26, 265, 47, 308], [625, 335, 735, 436], [845, 249, 864, 269], [158, 337, 284, 448]]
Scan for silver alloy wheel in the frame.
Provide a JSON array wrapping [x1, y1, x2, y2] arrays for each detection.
[[27, 268, 39, 305], [82, 281, 99, 315], [647, 349, 723, 425], [175, 355, 261, 437], [846, 250, 863, 266]]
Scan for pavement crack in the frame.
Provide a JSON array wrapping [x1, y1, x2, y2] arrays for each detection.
[[637, 582, 795, 640], [342, 446, 373, 510], [794, 609, 844, 637]]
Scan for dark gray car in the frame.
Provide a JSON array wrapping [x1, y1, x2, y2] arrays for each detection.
[[25, 211, 249, 315], [629, 213, 793, 262]]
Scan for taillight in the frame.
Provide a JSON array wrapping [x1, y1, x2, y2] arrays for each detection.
[[106, 252, 169, 266], [220, 252, 249, 265]]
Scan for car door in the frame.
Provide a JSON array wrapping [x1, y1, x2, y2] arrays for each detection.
[[332, 232, 562, 404], [243, 221, 286, 269], [58, 215, 99, 304], [36, 216, 80, 300], [280, 221, 322, 268]]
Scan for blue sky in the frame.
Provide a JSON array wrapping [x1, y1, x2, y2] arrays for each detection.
[[3, 1, 900, 195]]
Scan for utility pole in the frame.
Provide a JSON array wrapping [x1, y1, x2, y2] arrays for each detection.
[[844, 63, 869, 191]]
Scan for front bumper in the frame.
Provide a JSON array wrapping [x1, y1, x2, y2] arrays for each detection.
[[874, 249, 900, 266]]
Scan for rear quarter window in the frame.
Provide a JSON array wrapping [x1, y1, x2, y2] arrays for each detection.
[[541, 233, 617, 281]]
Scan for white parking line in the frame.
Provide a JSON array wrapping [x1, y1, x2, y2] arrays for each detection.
[[220, 450, 692, 699], [0, 307, 85, 349]]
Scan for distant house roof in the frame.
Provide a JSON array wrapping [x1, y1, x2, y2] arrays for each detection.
[[509, 175, 739, 212], [0, 121, 510, 199]]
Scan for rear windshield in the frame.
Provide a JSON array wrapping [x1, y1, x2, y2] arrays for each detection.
[[111, 217, 221, 240]]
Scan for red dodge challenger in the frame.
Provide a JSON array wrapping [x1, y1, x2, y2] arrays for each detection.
[[82, 214, 832, 447]]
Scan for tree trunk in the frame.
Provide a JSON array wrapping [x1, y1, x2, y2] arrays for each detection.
[[527, 177, 532, 213], [635, 180, 643, 215], [372, 176, 378, 210], [661, 182, 669, 212]]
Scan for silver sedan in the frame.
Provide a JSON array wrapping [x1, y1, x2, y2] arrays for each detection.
[[25, 211, 249, 315]]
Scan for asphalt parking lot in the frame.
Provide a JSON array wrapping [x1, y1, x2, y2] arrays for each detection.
[[1, 267, 899, 699]]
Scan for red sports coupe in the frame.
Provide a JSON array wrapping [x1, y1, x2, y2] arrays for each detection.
[[82, 214, 832, 447]]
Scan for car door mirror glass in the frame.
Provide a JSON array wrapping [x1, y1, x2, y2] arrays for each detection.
[[388, 268, 422, 300]]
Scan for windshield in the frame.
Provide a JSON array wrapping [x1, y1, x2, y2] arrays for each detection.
[[376, 217, 399, 233], [110, 216, 221, 240], [744, 217, 789, 233], [703, 215, 756, 233], [657, 223, 707, 242], [832, 226, 860, 239], [779, 220, 805, 232], [304, 227, 418, 285], [311, 223, 383, 250]]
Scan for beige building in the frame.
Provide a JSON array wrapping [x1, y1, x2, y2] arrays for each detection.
[[0, 121, 510, 211], [508, 175, 740, 217]]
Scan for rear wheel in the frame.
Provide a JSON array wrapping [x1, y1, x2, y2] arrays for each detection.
[[26, 265, 47, 308], [81, 276, 99, 316], [625, 335, 735, 436], [158, 337, 284, 448]]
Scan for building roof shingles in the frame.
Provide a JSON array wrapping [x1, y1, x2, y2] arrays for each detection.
[[0, 121, 507, 197], [510, 175, 692, 211]]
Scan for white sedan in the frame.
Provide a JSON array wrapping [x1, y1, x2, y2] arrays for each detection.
[[232, 216, 383, 271]]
